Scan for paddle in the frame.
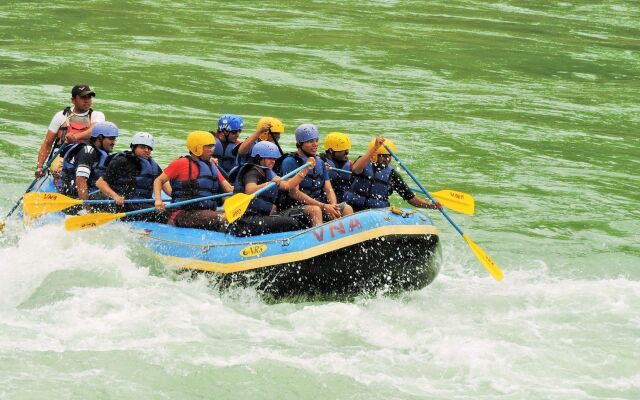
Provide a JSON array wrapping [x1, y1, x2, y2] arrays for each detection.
[[410, 187, 474, 215], [23, 192, 167, 218], [384, 144, 503, 281], [65, 192, 233, 231], [324, 165, 475, 215], [0, 144, 63, 231], [224, 163, 309, 223]]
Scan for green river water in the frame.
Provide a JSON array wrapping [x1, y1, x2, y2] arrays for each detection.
[[1, 1, 639, 399]]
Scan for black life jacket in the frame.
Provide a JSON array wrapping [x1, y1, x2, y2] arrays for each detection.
[[109, 151, 161, 199]]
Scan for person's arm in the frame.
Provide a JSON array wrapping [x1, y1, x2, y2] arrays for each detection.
[[96, 177, 124, 205], [351, 136, 386, 174], [408, 196, 440, 209], [35, 130, 58, 177], [76, 177, 89, 202], [153, 172, 170, 211], [220, 178, 234, 193], [36, 112, 66, 176], [161, 181, 172, 196], [237, 120, 271, 155], [74, 146, 96, 203], [390, 170, 440, 209]]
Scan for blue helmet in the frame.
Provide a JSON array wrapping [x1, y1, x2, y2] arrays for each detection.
[[91, 121, 119, 138], [251, 141, 280, 159], [217, 114, 244, 132], [294, 123, 319, 143]]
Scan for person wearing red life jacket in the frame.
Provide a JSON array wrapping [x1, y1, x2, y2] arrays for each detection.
[[153, 131, 233, 231]]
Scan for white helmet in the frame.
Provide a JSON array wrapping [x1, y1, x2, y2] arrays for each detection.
[[131, 132, 154, 150]]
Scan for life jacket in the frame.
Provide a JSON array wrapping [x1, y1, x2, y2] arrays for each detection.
[[279, 152, 326, 201], [59, 143, 109, 193], [213, 136, 239, 175], [343, 162, 392, 209], [324, 157, 352, 203], [109, 151, 161, 199], [233, 164, 278, 216], [56, 107, 93, 144], [170, 156, 221, 210]]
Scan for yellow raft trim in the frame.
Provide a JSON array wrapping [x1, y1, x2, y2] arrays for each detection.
[[156, 224, 438, 274]]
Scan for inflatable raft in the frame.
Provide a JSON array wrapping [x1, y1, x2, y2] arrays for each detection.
[[27, 177, 441, 298]]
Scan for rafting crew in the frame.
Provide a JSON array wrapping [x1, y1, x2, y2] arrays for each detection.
[[344, 136, 442, 212], [153, 130, 233, 231], [56, 121, 119, 211], [235, 117, 285, 168], [322, 132, 352, 204], [94, 132, 171, 222], [229, 141, 322, 236], [211, 114, 243, 177], [36, 84, 105, 178], [278, 124, 353, 223]]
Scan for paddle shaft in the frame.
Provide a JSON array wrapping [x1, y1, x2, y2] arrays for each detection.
[[83, 198, 163, 205], [327, 165, 445, 202], [383, 145, 464, 236], [123, 192, 233, 218], [4, 144, 63, 219], [216, 163, 230, 180], [328, 166, 432, 196], [255, 163, 308, 197]]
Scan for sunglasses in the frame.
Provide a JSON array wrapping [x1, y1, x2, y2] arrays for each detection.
[[78, 94, 94, 99]]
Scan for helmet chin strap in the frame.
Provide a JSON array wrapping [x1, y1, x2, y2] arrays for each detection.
[[268, 130, 284, 155]]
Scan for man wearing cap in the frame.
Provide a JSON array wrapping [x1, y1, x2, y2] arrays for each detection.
[[35, 84, 106, 178]]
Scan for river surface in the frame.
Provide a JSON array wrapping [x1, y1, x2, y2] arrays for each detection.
[[1, 1, 638, 398]]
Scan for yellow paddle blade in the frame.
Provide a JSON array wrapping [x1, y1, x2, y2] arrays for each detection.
[[224, 193, 254, 223], [65, 212, 126, 231], [463, 234, 503, 281], [431, 190, 475, 215], [23, 192, 82, 218]]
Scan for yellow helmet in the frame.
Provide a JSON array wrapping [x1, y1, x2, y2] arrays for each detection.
[[187, 130, 215, 156], [257, 117, 284, 141], [368, 138, 397, 162], [324, 132, 352, 152]]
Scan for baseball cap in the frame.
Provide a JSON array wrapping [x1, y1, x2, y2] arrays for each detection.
[[71, 84, 96, 98]]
